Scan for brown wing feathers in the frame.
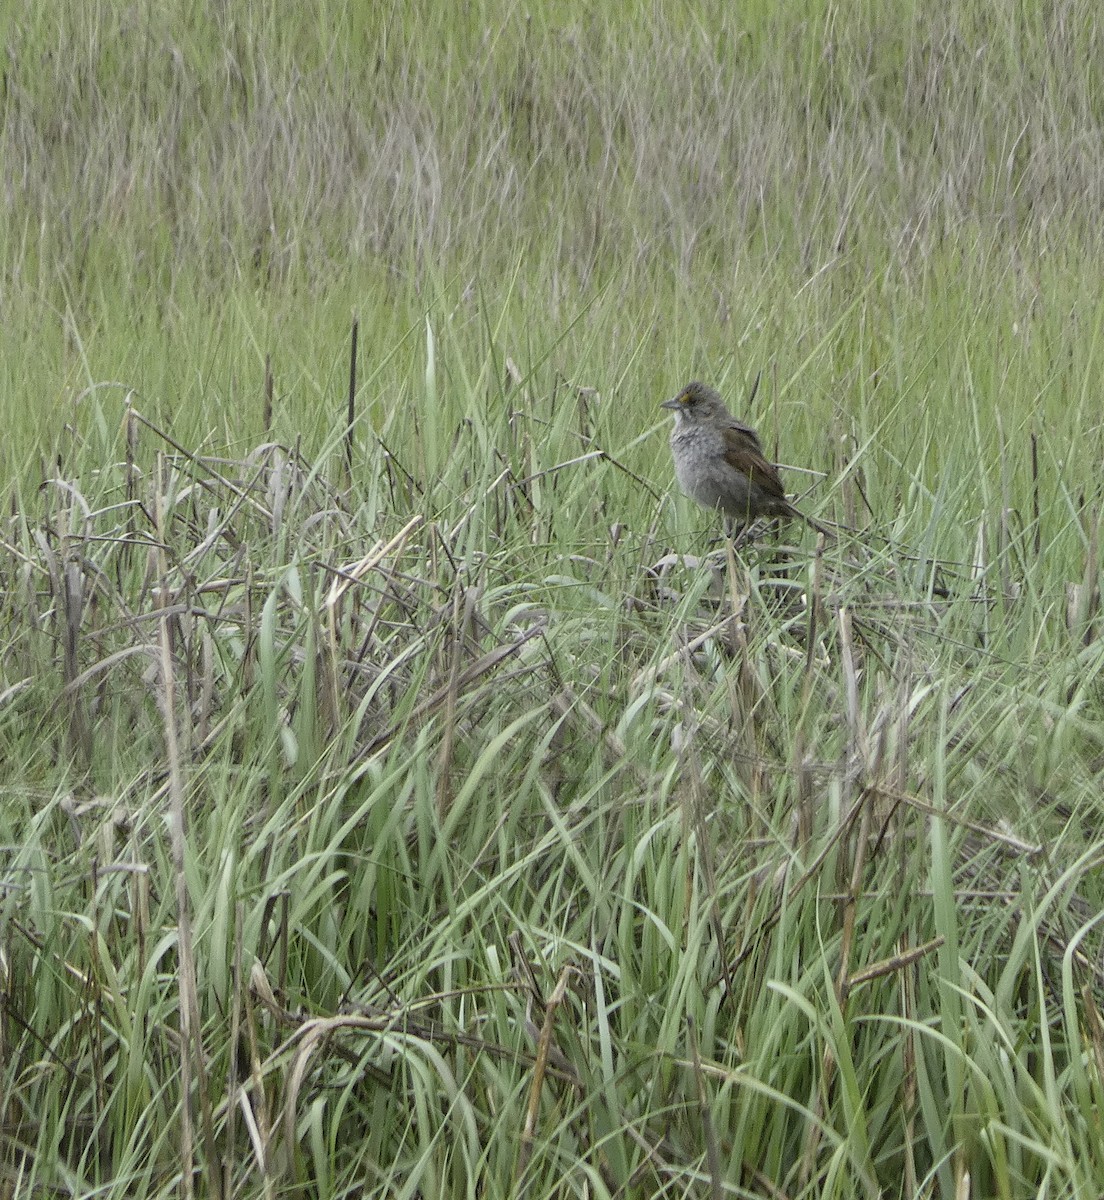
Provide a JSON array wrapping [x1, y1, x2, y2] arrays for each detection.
[[721, 424, 789, 503]]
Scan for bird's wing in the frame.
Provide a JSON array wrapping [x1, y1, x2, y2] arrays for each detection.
[[722, 424, 788, 501], [726, 415, 764, 450]]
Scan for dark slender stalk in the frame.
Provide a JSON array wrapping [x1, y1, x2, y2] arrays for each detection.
[[345, 314, 359, 481]]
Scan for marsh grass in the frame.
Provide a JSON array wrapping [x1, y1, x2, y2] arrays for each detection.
[[2, 3, 1104, 1198]]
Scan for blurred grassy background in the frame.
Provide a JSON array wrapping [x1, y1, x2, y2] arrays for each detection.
[[5, 0, 1103, 527]]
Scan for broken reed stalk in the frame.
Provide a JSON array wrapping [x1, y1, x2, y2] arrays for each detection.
[[687, 1017, 724, 1200], [1031, 429, 1040, 558], [1081, 507, 1101, 644], [435, 581, 464, 821], [223, 901, 245, 1200], [263, 353, 274, 436], [155, 468, 195, 1200], [516, 964, 573, 1187], [62, 534, 91, 774], [155, 462, 221, 1200], [345, 314, 359, 483]]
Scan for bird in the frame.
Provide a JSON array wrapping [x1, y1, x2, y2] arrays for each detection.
[[661, 378, 833, 536]]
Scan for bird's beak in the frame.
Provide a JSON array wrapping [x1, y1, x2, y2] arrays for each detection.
[[660, 396, 683, 410]]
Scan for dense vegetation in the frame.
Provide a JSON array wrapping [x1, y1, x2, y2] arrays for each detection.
[[2, 3, 1103, 1197]]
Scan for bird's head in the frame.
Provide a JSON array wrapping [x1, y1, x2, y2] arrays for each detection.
[[660, 380, 727, 426]]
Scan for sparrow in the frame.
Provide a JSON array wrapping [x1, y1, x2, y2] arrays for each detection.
[[661, 379, 832, 535]]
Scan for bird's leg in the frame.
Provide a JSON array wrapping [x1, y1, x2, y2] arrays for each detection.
[[727, 518, 758, 550]]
